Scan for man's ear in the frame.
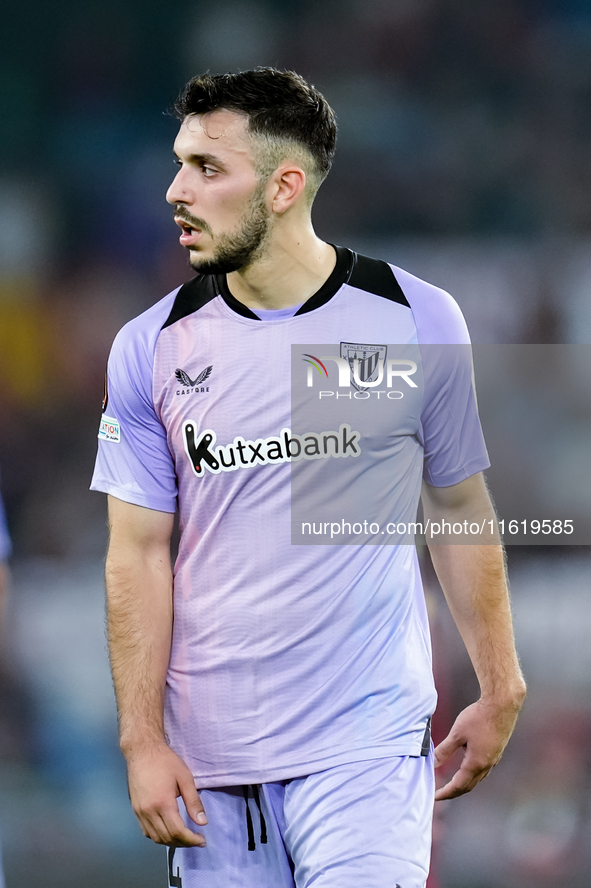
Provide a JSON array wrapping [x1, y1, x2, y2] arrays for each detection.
[[268, 165, 307, 214]]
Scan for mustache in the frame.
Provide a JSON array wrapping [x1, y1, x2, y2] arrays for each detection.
[[173, 206, 213, 237]]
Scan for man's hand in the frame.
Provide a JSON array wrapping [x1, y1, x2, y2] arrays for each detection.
[[105, 499, 205, 846], [126, 743, 208, 846], [423, 474, 526, 801], [434, 691, 524, 801]]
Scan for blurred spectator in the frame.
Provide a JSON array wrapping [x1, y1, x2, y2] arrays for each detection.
[[503, 705, 591, 887]]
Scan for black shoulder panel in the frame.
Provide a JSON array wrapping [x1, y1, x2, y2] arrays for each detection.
[[161, 275, 218, 330], [347, 253, 410, 308], [294, 245, 355, 315], [216, 275, 262, 319]]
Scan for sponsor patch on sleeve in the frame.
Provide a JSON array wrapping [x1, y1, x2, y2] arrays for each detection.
[[98, 415, 121, 443]]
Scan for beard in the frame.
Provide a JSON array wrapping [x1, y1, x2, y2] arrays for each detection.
[[180, 183, 271, 276]]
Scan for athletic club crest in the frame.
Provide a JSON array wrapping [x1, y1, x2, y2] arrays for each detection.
[[340, 342, 387, 392]]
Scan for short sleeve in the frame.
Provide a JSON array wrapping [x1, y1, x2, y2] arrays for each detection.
[[392, 265, 490, 487], [419, 343, 490, 486], [90, 291, 180, 512]]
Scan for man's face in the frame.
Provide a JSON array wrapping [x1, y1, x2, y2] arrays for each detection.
[[166, 109, 271, 274]]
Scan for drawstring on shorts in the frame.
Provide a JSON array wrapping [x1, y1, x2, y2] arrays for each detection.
[[242, 784, 268, 851]]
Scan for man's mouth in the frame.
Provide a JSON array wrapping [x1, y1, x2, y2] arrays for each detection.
[[175, 216, 205, 246], [175, 216, 200, 233]]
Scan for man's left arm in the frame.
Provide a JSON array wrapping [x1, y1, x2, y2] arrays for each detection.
[[421, 472, 526, 801]]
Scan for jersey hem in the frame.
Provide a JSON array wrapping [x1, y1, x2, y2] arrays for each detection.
[[192, 741, 428, 789], [89, 480, 177, 513], [423, 456, 490, 488]]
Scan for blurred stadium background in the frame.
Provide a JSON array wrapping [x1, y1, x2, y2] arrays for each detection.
[[1, 1, 591, 886]]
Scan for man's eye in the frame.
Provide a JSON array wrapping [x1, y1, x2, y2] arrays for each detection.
[[203, 166, 217, 177], [174, 159, 182, 167]]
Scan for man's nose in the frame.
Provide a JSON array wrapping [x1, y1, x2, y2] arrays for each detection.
[[166, 168, 194, 205]]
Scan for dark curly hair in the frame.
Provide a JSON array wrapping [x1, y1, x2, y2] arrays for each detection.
[[173, 68, 337, 199]]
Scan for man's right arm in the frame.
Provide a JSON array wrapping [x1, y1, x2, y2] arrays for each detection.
[[106, 495, 207, 846]]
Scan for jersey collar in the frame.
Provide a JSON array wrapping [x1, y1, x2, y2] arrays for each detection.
[[214, 245, 355, 320]]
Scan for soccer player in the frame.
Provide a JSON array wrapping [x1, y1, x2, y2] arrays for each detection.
[[91, 69, 526, 888]]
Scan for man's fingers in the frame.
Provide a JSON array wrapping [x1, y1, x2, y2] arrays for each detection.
[[178, 773, 208, 827], [126, 747, 209, 846], [433, 734, 464, 768], [435, 740, 498, 799], [433, 698, 520, 799], [435, 762, 490, 800], [139, 806, 206, 846]]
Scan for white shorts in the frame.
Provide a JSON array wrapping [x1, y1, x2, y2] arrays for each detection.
[[168, 753, 434, 888]]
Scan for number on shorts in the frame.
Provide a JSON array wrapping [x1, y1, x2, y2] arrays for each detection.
[[168, 847, 182, 887]]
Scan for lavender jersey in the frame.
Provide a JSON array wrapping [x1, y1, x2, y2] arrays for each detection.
[[91, 247, 489, 788]]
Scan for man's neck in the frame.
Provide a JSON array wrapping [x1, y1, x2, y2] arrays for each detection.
[[224, 230, 337, 311]]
